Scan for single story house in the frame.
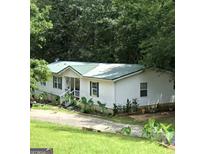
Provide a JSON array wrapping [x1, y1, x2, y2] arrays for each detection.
[[37, 61, 175, 108]]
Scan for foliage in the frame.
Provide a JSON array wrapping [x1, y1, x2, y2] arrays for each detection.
[[97, 101, 106, 114], [55, 96, 60, 104], [113, 99, 139, 115], [139, 0, 175, 72], [120, 126, 132, 135], [159, 123, 175, 145], [131, 98, 139, 112], [63, 93, 77, 107], [80, 97, 94, 113], [125, 99, 132, 113], [113, 103, 118, 115], [30, 0, 175, 74], [39, 92, 48, 101], [143, 119, 175, 145], [31, 0, 53, 55], [30, 59, 51, 92], [143, 119, 161, 140]]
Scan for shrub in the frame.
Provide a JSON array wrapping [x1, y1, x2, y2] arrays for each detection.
[[126, 99, 132, 113], [143, 119, 161, 140], [120, 126, 132, 135], [63, 94, 77, 107], [159, 123, 175, 145], [87, 98, 94, 112], [113, 104, 118, 115], [97, 101, 106, 114], [80, 97, 94, 113], [55, 96, 60, 104], [142, 119, 175, 145], [122, 105, 126, 113], [145, 104, 158, 113], [114, 99, 139, 114], [131, 98, 139, 113]]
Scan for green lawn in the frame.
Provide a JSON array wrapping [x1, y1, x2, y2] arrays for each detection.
[[31, 120, 174, 154], [32, 103, 75, 114]]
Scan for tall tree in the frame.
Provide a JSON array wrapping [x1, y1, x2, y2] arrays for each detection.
[[139, 0, 175, 72], [30, 59, 51, 92], [30, 0, 175, 72], [30, 0, 53, 58]]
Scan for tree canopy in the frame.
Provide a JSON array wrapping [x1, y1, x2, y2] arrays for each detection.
[[30, 0, 175, 72], [30, 59, 51, 92]]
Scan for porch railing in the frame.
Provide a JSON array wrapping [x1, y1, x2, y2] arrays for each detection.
[[59, 88, 80, 98]]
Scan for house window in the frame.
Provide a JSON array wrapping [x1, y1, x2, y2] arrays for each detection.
[[140, 82, 147, 97], [90, 82, 99, 97], [40, 82, 46, 86], [53, 76, 62, 89]]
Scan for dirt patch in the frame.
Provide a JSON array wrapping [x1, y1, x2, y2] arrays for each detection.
[[129, 111, 175, 122]]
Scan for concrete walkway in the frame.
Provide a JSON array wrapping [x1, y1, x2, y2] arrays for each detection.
[[30, 109, 143, 137]]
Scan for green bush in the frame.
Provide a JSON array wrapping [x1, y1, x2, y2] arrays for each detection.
[[97, 101, 106, 114], [143, 119, 161, 140], [113, 104, 118, 115], [63, 94, 77, 107], [126, 99, 132, 113], [120, 126, 132, 135], [113, 99, 139, 115], [142, 119, 175, 145], [159, 123, 175, 145], [80, 97, 94, 113]]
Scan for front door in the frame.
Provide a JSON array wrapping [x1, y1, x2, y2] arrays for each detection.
[[71, 77, 75, 92], [65, 77, 80, 97], [75, 78, 80, 97]]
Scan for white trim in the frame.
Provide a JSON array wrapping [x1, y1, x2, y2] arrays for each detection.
[[113, 70, 144, 82], [83, 77, 112, 82], [57, 66, 82, 77], [53, 76, 62, 89]]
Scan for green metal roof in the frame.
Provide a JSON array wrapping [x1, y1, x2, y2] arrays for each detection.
[[48, 61, 144, 80]]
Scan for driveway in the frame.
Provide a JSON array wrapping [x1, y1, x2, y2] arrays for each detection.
[[30, 109, 143, 137]]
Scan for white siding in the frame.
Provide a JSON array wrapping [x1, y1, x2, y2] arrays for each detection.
[[80, 78, 115, 108], [60, 68, 80, 78], [37, 77, 64, 96], [37, 68, 81, 96], [37, 68, 174, 108], [114, 69, 175, 106]]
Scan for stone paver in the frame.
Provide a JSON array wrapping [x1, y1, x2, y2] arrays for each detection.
[[31, 109, 143, 137]]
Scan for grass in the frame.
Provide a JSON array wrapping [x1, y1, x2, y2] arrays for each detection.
[[154, 116, 175, 126], [91, 113, 174, 127], [32, 103, 75, 114], [31, 120, 174, 154]]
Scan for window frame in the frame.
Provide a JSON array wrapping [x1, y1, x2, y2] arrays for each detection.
[[140, 82, 148, 97], [40, 81, 46, 86], [53, 76, 62, 89], [90, 82, 99, 97]]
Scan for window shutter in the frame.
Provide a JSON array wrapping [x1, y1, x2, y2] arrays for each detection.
[[53, 76, 55, 88], [90, 81, 92, 96], [59, 77, 62, 89], [97, 82, 99, 97]]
